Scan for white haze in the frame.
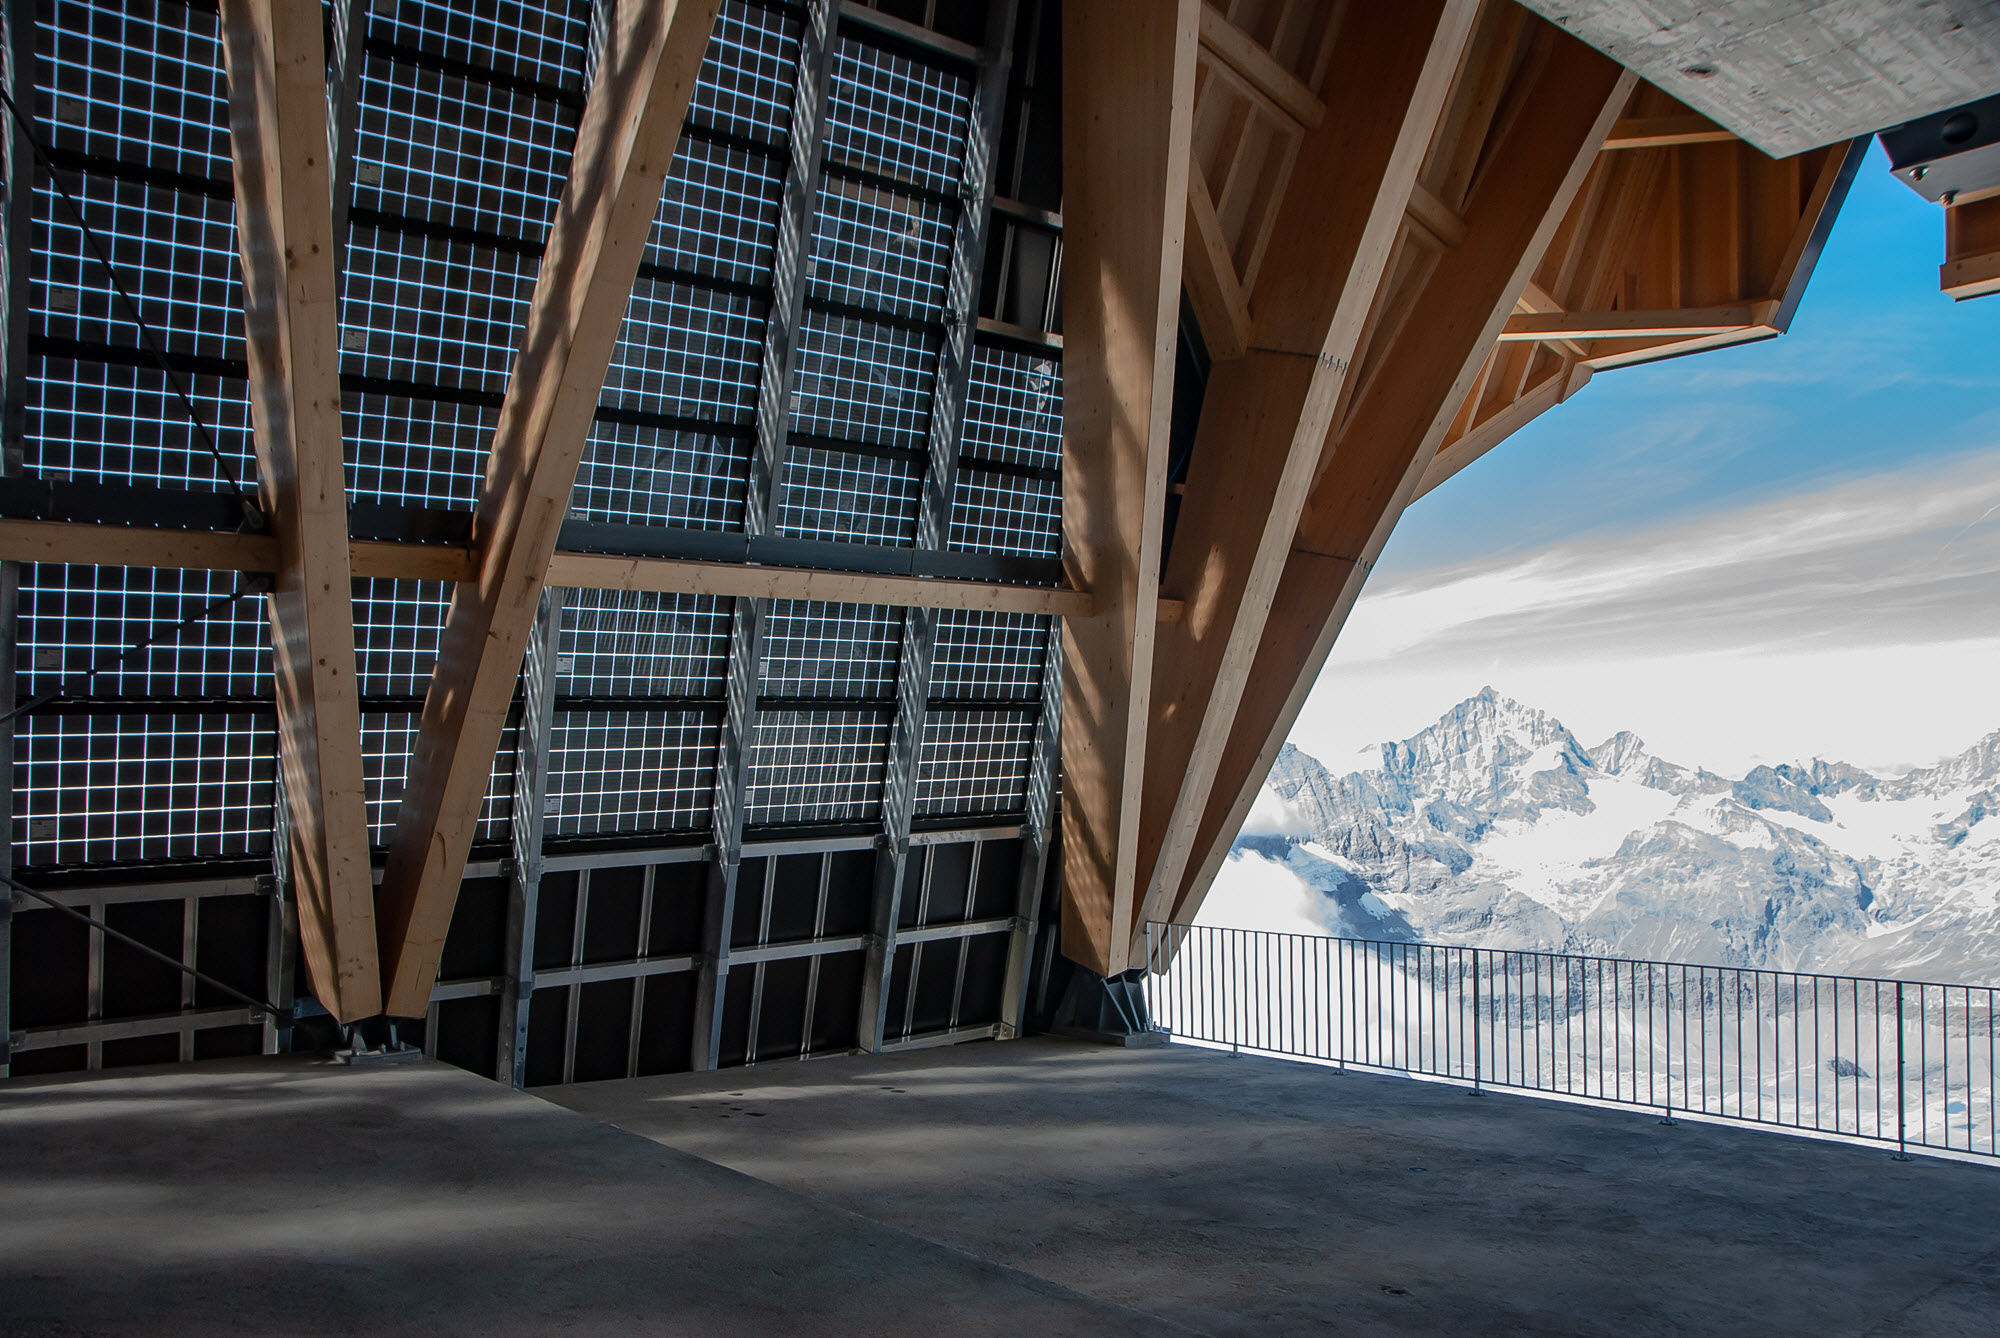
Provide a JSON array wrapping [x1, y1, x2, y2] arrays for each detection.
[[1293, 449, 2000, 777]]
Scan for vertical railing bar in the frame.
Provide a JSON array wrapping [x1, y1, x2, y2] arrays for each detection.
[[1912, 979, 1923, 1156], [1894, 980, 1909, 1159]]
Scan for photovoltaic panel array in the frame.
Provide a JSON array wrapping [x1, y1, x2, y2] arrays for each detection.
[[10, 0, 1063, 881]]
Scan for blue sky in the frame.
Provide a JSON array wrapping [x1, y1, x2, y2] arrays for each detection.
[[1291, 142, 2000, 777], [1388, 141, 2000, 569]]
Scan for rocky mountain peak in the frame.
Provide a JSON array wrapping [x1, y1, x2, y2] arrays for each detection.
[[1893, 729, 2000, 798], [1381, 687, 1581, 780], [1587, 730, 1651, 776], [1230, 693, 2000, 981]]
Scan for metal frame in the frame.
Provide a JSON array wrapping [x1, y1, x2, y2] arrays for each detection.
[[495, 588, 560, 1086], [5, 873, 278, 1066], [696, 0, 839, 1072], [0, 0, 30, 1078], [861, 0, 1016, 1054]]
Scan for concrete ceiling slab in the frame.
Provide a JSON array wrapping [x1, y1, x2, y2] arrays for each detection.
[[1518, 0, 2000, 157]]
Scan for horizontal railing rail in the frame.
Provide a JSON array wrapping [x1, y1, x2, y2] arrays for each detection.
[[1142, 923, 1999, 1161]]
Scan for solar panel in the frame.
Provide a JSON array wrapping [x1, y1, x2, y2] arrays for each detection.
[[5, 0, 1061, 1078]]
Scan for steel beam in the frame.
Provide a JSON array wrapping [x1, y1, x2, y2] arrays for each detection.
[[497, 589, 560, 1087], [861, 0, 1016, 1053], [695, 0, 840, 1071], [0, 0, 31, 1079]]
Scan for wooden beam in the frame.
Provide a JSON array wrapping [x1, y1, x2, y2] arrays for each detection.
[[1943, 194, 2000, 301], [1579, 320, 1780, 371], [1417, 362, 1581, 498], [544, 552, 1101, 617], [0, 518, 278, 571], [375, 0, 719, 1019], [220, 0, 379, 1023], [1130, 1, 1481, 951], [1516, 279, 1562, 313], [1183, 160, 1252, 360], [0, 520, 1129, 617], [347, 539, 477, 582], [1197, 4, 1324, 130], [1057, 0, 1198, 978], [1602, 114, 1735, 150], [1406, 180, 1468, 249], [1497, 300, 1775, 341], [1169, 31, 1637, 936]]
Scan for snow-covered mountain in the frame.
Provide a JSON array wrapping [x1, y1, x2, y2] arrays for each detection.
[[1224, 688, 2000, 983]]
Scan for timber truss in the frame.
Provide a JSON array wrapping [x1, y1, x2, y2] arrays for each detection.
[[1058, 0, 1867, 976], [0, 0, 1928, 1080]]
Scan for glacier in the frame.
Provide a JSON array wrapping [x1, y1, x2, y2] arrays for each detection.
[[1213, 687, 2000, 985]]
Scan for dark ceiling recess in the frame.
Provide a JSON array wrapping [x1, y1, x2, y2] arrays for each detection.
[[1880, 93, 2000, 204]]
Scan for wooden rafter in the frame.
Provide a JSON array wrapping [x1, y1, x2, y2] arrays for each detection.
[[1942, 194, 2000, 301], [220, 0, 378, 1023], [0, 519, 1117, 617], [1056, 0, 1199, 978], [374, 0, 719, 1018], [1497, 301, 1777, 341], [1166, 21, 1637, 935], [1602, 113, 1735, 150], [1130, 0, 1481, 958], [1183, 161, 1253, 360], [1421, 95, 1864, 501]]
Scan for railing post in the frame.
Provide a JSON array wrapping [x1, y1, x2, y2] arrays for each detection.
[[1144, 922, 1155, 1029], [1660, 964, 1677, 1126], [1470, 947, 1483, 1095], [1894, 981, 1911, 1161]]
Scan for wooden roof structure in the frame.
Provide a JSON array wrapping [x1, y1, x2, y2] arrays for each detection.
[[0, 0, 1977, 1081]]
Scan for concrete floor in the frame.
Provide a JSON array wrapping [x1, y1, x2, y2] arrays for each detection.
[[0, 1054, 1182, 1336], [551, 1038, 2000, 1338]]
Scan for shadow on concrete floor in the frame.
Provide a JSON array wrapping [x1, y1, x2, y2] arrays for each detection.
[[0, 1054, 1186, 1337], [548, 1037, 2000, 1338]]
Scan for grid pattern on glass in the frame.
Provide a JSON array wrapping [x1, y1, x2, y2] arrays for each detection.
[[38, 0, 231, 180], [789, 308, 936, 450], [15, 564, 270, 699], [340, 227, 538, 393], [355, 58, 575, 244], [824, 36, 970, 197], [15, 712, 275, 867], [809, 176, 952, 319], [344, 391, 496, 510], [363, 712, 515, 847], [28, 357, 255, 491], [649, 135, 785, 286], [962, 343, 1062, 469], [36, 174, 241, 361], [600, 278, 765, 425], [351, 579, 452, 698], [688, 0, 800, 145], [558, 589, 732, 698], [928, 610, 1050, 701], [912, 710, 1036, 818], [543, 709, 718, 836], [776, 444, 920, 544], [570, 420, 748, 531], [744, 710, 889, 826], [368, 0, 589, 93], [948, 467, 1060, 557], [758, 600, 901, 699]]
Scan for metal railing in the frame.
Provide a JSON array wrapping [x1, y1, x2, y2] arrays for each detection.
[[1142, 923, 2000, 1161]]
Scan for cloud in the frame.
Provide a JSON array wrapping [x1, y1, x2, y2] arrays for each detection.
[[1346, 449, 2000, 664], [1297, 450, 2000, 776]]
